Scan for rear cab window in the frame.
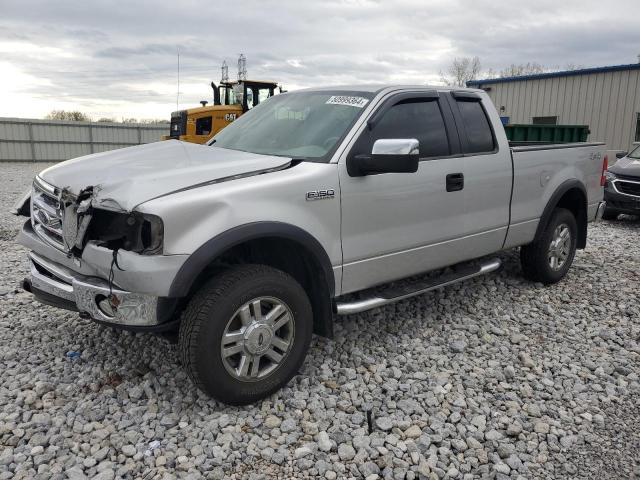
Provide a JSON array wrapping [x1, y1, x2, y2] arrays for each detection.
[[451, 94, 496, 154]]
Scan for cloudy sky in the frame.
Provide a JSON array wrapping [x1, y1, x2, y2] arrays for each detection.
[[1, 0, 639, 120]]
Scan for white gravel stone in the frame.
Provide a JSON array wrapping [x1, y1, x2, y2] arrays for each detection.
[[404, 425, 421, 439], [121, 445, 136, 457], [337, 443, 356, 461], [264, 415, 281, 429], [294, 446, 312, 459], [0, 162, 638, 479], [534, 421, 550, 434], [317, 431, 332, 452], [375, 417, 394, 431]]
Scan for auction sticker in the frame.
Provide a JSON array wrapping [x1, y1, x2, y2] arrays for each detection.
[[326, 96, 369, 108]]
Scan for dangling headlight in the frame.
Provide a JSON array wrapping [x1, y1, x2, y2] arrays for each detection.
[[86, 209, 164, 255]]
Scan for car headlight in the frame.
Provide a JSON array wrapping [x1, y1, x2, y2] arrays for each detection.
[[604, 171, 617, 182], [87, 209, 164, 255]]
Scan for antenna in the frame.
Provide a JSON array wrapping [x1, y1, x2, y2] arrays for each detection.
[[221, 60, 229, 83], [237, 54, 247, 81], [176, 48, 180, 111]]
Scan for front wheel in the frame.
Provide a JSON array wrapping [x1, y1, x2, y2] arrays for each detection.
[[520, 208, 577, 285], [179, 264, 313, 405]]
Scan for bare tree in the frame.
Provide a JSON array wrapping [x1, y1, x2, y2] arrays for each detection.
[[440, 56, 482, 87], [497, 63, 583, 78], [499, 62, 546, 77], [45, 110, 91, 122], [446, 58, 584, 85], [138, 119, 168, 124]]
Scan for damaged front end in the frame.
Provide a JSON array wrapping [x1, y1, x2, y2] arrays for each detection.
[[17, 176, 177, 330], [30, 178, 164, 258]]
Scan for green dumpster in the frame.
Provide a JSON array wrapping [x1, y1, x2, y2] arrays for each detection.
[[504, 124, 590, 143]]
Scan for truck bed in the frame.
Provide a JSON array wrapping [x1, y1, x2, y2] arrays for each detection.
[[509, 141, 605, 150], [505, 141, 606, 250]]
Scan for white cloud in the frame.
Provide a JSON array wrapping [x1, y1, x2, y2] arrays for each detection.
[[0, 0, 639, 119]]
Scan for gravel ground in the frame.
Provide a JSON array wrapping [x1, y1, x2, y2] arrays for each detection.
[[0, 161, 639, 480]]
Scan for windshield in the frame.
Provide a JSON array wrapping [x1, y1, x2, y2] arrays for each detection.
[[628, 145, 640, 159], [210, 90, 374, 161]]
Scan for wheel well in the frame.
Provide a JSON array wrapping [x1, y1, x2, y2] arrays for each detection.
[[552, 187, 588, 249], [189, 237, 334, 338]]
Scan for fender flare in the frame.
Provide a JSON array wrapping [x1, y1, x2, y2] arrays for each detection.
[[534, 179, 588, 248], [167, 221, 335, 298]]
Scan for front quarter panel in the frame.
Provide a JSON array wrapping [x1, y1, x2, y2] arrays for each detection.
[[137, 161, 343, 294]]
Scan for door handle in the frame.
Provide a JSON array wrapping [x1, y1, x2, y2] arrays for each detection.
[[446, 173, 464, 192]]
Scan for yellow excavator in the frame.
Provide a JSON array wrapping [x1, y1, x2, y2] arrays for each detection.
[[162, 57, 281, 144]]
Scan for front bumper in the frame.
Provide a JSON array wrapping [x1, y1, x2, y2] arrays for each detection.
[[17, 220, 188, 296], [604, 187, 640, 215], [17, 220, 185, 329], [27, 251, 165, 327]]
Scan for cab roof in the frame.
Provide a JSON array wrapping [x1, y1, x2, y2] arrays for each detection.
[[295, 84, 484, 94]]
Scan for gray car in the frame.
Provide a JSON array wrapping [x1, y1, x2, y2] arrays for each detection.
[[13, 85, 606, 404], [603, 145, 640, 219]]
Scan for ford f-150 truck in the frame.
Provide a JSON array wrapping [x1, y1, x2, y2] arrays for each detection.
[[12, 85, 607, 405]]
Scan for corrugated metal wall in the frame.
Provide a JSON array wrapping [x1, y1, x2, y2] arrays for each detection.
[[0, 118, 170, 162], [480, 69, 640, 151]]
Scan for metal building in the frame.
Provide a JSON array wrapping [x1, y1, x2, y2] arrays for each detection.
[[467, 63, 640, 154]]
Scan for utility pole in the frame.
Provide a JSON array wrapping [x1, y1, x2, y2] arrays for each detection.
[[176, 48, 180, 111]]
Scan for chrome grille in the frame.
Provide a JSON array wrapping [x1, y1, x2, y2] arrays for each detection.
[[31, 177, 67, 252], [613, 179, 640, 198]]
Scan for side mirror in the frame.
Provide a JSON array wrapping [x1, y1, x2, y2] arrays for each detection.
[[348, 139, 420, 177], [616, 151, 628, 159]]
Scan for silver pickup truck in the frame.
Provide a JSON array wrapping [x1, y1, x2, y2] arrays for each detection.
[[13, 85, 607, 404]]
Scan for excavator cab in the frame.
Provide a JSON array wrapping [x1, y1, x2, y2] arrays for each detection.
[[162, 79, 279, 144], [216, 80, 278, 112]]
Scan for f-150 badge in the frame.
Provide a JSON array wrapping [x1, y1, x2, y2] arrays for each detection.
[[306, 189, 335, 201]]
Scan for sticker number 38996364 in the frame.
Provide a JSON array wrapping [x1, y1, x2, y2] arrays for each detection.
[[325, 96, 370, 108]]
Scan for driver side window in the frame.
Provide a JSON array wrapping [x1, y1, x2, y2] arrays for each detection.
[[360, 99, 451, 159]]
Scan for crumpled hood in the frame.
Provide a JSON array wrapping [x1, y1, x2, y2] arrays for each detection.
[[609, 155, 640, 178], [39, 140, 291, 211]]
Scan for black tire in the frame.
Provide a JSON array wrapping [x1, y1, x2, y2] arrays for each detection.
[[601, 208, 619, 221], [179, 264, 313, 405], [520, 208, 578, 285]]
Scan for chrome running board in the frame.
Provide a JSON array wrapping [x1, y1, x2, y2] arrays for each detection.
[[335, 258, 502, 315]]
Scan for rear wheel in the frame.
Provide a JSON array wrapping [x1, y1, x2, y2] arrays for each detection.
[[520, 208, 577, 285], [601, 208, 620, 220], [179, 264, 313, 405]]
